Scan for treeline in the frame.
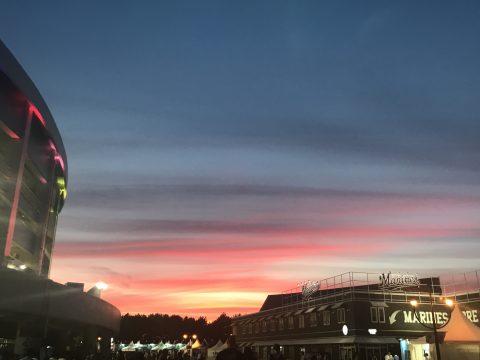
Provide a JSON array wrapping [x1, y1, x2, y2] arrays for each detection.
[[119, 313, 234, 345]]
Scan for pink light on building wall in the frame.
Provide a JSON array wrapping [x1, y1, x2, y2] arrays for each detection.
[[54, 154, 65, 171], [0, 120, 20, 139], [48, 140, 65, 171], [29, 103, 45, 127]]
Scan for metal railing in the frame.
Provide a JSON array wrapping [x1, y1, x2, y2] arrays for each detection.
[[276, 270, 480, 311]]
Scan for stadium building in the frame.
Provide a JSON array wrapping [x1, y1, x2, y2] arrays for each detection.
[[0, 40, 120, 356]]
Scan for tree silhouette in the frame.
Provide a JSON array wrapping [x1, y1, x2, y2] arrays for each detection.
[[119, 313, 232, 344]]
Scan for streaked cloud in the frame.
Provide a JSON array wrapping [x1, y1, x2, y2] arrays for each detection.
[[2, 1, 480, 318]]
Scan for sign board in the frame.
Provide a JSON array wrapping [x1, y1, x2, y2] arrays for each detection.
[[299, 280, 319, 299], [379, 272, 420, 291]]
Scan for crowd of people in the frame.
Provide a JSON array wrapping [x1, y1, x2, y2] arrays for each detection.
[[1, 337, 403, 360]]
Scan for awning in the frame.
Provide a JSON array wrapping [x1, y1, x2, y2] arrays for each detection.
[[316, 304, 329, 311], [304, 307, 316, 314], [251, 336, 399, 346], [331, 302, 344, 309], [370, 301, 388, 307]]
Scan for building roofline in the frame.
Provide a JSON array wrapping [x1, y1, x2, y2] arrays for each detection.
[[0, 39, 68, 184]]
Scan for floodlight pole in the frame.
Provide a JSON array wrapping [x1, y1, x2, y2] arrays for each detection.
[[429, 293, 442, 360]]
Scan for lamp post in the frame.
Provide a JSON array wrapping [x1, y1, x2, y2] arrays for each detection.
[[87, 281, 109, 298], [410, 297, 454, 360], [183, 334, 197, 359], [86, 282, 109, 353]]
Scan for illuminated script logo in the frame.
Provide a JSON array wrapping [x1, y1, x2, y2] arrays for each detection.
[[300, 280, 319, 299], [379, 272, 420, 291]]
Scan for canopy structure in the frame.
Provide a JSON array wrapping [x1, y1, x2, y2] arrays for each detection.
[[209, 340, 224, 350], [176, 343, 187, 351], [207, 340, 226, 359], [151, 342, 165, 351], [192, 339, 203, 349], [122, 341, 137, 352], [443, 306, 480, 343]]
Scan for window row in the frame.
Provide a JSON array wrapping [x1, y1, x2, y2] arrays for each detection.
[[239, 309, 346, 334]]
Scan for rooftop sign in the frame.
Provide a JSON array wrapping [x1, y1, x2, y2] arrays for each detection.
[[299, 280, 319, 299], [379, 272, 420, 291]]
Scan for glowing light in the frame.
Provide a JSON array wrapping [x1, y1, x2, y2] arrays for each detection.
[[445, 299, 454, 307], [95, 281, 108, 290], [57, 178, 67, 200], [29, 103, 46, 127], [410, 300, 418, 307], [19, 264, 27, 270], [54, 154, 65, 171], [342, 324, 348, 335], [0, 120, 20, 139], [48, 140, 65, 172], [183, 334, 188, 340], [368, 328, 377, 335], [192, 334, 197, 340]]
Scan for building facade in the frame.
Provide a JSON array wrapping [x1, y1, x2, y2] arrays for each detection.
[[0, 39, 120, 356], [0, 40, 67, 277], [233, 271, 480, 360]]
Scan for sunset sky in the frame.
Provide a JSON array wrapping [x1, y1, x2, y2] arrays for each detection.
[[1, 2, 480, 319]]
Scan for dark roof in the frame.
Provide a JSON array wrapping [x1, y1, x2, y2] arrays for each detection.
[[259, 294, 284, 312]]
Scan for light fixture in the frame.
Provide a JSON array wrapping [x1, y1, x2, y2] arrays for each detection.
[[410, 300, 418, 307], [368, 328, 377, 335], [342, 324, 348, 336], [445, 299, 454, 307], [19, 264, 27, 270], [95, 281, 108, 290]]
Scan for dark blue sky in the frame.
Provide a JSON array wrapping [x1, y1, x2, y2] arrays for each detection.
[[2, 1, 480, 316]]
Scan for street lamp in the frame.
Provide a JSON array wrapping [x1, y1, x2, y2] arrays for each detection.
[[96, 281, 109, 290], [410, 297, 454, 360], [87, 281, 109, 298], [183, 334, 197, 359]]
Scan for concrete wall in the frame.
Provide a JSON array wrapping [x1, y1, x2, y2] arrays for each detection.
[[0, 268, 120, 332]]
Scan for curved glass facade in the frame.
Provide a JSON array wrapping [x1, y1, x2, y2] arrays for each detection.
[[0, 56, 67, 277]]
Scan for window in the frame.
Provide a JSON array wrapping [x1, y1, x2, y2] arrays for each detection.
[[262, 320, 267, 332], [337, 308, 345, 324], [288, 316, 294, 329], [310, 313, 317, 327], [323, 311, 330, 326], [370, 307, 385, 323], [370, 307, 378, 323], [278, 318, 284, 330], [378, 307, 385, 323], [299, 315, 305, 328], [269, 319, 276, 332]]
